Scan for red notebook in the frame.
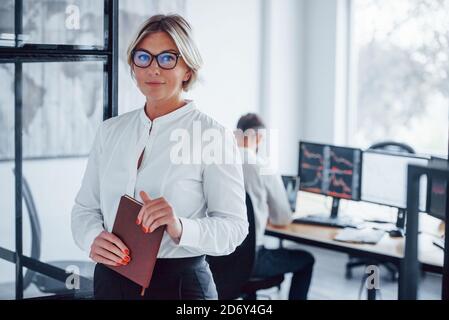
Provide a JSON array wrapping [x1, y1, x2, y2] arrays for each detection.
[[105, 194, 165, 295]]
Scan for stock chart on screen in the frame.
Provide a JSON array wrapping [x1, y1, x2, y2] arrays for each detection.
[[298, 142, 362, 200]]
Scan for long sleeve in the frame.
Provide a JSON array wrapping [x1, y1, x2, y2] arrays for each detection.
[[263, 173, 293, 226], [71, 123, 106, 252], [70, 102, 249, 258], [177, 129, 248, 256]]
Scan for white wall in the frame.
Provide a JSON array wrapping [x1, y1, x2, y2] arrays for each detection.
[[263, 0, 306, 175], [118, 0, 262, 131], [185, 0, 261, 130], [304, 0, 351, 146], [263, 0, 350, 174], [303, 0, 347, 145]]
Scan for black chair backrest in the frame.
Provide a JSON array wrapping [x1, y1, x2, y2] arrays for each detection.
[[207, 193, 256, 300], [368, 141, 415, 154]]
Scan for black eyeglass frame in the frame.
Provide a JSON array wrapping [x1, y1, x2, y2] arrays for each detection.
[[131, 48, 181, 70]]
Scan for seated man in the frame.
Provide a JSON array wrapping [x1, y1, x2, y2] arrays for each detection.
[[235, 113, 315, 300]]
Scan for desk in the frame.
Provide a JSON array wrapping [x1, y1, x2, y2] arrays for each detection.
[[264, 192, 444, 299], [265, 223, 443, 273]]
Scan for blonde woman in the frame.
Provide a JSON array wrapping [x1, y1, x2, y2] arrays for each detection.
[[71, 14, 248, 300]]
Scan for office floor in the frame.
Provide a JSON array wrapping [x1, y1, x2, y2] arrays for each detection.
[[259, 238, 443, 300], [0, 238, 442, 300], [0, 282, 52, 300]]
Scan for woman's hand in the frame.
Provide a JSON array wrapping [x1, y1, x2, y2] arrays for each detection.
[[136, 191, 183, 241], [90, 231, 131, 266]]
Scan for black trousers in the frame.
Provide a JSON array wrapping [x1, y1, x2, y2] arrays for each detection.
[[252, 247, 315, 300], [94, 255, 218, 300]]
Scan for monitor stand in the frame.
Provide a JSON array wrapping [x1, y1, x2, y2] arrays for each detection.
[[294, 197, 361, 228], [326, 197, 361, 228], [328, 197, 361, 225], [328, 198, 360, 226], [331, 199, 406, 232], [392, 208, 406, 237], [330, 198, 340, 219]]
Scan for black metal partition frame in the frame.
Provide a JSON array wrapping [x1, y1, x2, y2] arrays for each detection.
[[400, 163, 449, 300], [0, 0, 118, 300]]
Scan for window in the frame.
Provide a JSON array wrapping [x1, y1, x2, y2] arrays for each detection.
[[0, 0, 118, 300], [21, 0, 104, 47], [349, 0, 449, 156], [0, 1, 15, 46], [0, 0, 104, 47], [1, 62, 104, 160]]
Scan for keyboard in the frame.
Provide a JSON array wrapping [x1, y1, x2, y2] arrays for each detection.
[[293, 215, 363, 229]]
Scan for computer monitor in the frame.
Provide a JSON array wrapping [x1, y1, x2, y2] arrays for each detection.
[[281, 175, 299, 212], [427, 156, 447, 221], [298, 141, 362, 218], [298, 141, 362, 201], [361, 150, 429, 211]]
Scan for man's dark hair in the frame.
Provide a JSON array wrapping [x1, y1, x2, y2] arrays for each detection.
[[236, 113, 266, 132]]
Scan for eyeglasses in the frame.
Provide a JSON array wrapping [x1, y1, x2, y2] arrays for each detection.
[[132, 49, 181, 70]]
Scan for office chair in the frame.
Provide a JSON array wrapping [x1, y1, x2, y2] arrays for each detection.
[[13, 168, 95, 295], [345, 141, 415, 281], [207, 193, 284, 300], [366, 141, 415, 154]]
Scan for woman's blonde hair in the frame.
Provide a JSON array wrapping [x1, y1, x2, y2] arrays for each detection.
[[126, 14, 203, 91]]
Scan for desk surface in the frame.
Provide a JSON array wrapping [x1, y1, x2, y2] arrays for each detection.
[[265, 192, 444, 272], [266, 223, 443, 270]]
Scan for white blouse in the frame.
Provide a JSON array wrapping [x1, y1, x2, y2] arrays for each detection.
[[71, 101, 248, 258]]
